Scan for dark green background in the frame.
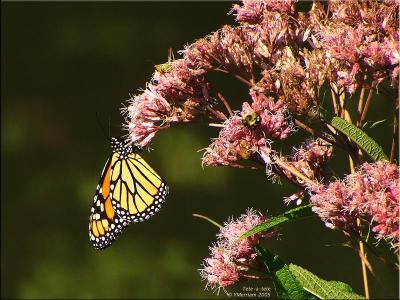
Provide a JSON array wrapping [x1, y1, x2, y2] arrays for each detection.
[[1, 2, 398, 299]]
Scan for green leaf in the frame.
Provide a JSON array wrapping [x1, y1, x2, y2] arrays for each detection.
[[362, 119, 386, 129], [240, 205, 313, 240], [255, 246, 313, 299], [329, 281, 355, 293], [320, 111, 388, 161], [323, 241, 353, 249], [288, 264, 365, 299], [192, 213, 222, 228]]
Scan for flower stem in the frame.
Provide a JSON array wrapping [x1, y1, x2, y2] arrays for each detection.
[[205, 105, 227, 121], [192, 213, 223, 228], [214, 68, 254, 87], [357, 218, 370, 299], [274, 158, 315, 186], [217, 92, 234, 117], [293, 118, 341, 149], [390, 110, 398, 163], [208, 123, 226, 128], [359, 89, 374, 127], [343, 96, 370, 299], [331, 88, 339, 115], [357, 87, 366, 127]]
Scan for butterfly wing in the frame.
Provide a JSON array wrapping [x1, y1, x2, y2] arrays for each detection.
[[109, 152, 169, 222], [89, 156, 130, 249]]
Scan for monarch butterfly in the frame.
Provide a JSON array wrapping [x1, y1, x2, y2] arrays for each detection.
[[89, 137, 169, 249]]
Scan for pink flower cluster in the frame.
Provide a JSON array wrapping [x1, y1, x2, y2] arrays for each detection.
[[200, 209, 272, 292], [252, 47, 328, 115], [281, 138, 333, 183], [183, 25, 259, 82], [231, 0, 295, 23], [123, 59, 211, 147], [124, 0, 398, 147], [312, 1, 399, 92], [124, 0, 308, 146], [230, 0, 329, 115], [202, 116, 268, 167], [200, 246, 240, 292], [309, 161, 399, 250], [202, 93, 294, 167]]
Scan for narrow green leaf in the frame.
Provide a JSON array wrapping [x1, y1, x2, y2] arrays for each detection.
[[240, 205, 313, 240], [363, 119, 386, 129], [255, 246, 313, 299], [361, 121, 371, 129], [323, 241, 353, 249], [320, 111, 388, 161], [289, 264, 365, 299], [192, 213, 222, 228]]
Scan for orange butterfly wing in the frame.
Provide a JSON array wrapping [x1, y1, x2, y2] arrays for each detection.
[[89, 156, 129, 249]]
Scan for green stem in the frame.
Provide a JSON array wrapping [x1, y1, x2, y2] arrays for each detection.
[[359, 89, 374, 127], [192, 213, 223, 228], [390, 110, 398, 163]]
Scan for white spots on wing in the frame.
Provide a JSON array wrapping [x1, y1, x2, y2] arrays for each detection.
[[90, 139, 171, 249]]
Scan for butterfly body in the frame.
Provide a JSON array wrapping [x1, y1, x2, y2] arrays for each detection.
[[89, 138, 169, 249]]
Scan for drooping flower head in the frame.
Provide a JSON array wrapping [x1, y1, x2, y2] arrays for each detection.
[[202, 93, 294, 167], [281, 138, 333, 183], [346, 161, 399, 247], [200, 209, 274, 293], [202, 116, 270, 167], [123, 58, 212, 147], [218, 208, 272, 260], [200, 245, 240, 293], [309, 161, 399, 251], [182, 25, 259, 81]]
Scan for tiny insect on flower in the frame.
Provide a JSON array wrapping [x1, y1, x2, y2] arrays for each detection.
[[155, 48, 175, 74], [242, 111, 261, 128]]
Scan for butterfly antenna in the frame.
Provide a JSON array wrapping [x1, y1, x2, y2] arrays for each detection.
[[108, 117, 111, 139], [95, 112, 112, 142]]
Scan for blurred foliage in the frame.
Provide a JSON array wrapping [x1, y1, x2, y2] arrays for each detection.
[[1, 2, 398, 299]]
